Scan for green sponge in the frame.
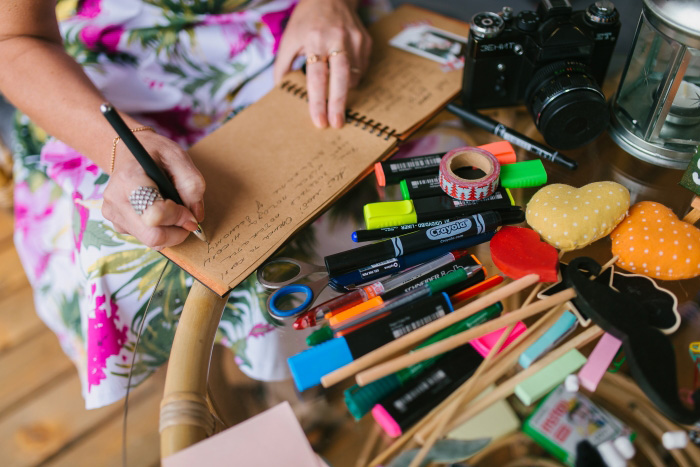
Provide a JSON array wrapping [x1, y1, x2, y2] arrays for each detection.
[[500, 159, 547, 188]]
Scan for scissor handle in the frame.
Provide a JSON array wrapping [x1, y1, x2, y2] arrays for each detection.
[[257, 257, 326, 289], [267, 284, 314, 319]]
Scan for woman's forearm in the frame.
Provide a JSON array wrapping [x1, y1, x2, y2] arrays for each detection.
[[0, 35, 141, 171]]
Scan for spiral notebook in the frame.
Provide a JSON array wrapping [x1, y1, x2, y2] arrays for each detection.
[[164, 5, 468, 295]]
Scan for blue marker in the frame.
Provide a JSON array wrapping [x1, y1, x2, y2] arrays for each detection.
[[329, 232, 495, 288], [519, 311, 578, 368], [288, 293, 454, 391]]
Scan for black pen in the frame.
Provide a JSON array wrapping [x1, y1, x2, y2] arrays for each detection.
[[446, 103, 577, 171], [100, 103, 207, 242]]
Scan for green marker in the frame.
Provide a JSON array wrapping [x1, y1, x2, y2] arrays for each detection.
[[343, 302, 504, 420]]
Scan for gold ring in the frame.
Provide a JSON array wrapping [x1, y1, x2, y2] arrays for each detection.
[[328, 49, 346, 58], [306, 53, 325, 64]]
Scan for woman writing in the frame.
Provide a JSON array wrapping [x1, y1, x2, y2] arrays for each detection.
[[0, 0, 385, 408]]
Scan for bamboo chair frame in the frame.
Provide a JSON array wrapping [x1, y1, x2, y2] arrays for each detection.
[[159, 281, 228, 458]]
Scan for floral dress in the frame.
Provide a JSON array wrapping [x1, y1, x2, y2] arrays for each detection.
[[11, 0, 468, 410]]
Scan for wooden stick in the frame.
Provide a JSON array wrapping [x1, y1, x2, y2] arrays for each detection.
[[408, 321, 516, 467], [442, 325, 603, 435], [683, 196, 700, 224], [414, 305, 565, 443], [356, 423, 383, 467], [371, 307, 563, 466], [320, 274, 540, 388], [355, 288, 575, 386]]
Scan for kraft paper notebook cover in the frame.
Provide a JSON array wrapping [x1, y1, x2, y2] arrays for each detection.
[[164, 5, 468, 295]]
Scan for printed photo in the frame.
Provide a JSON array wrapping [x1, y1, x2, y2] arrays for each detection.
[[389, 24, 467, 65]]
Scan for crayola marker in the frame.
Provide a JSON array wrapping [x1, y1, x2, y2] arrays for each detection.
[[326, 211, 502, 277], [288, 293, 453, 391]]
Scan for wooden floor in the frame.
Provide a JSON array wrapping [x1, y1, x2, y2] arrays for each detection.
[[0, 208, 163, 467], [0, 207, 378, 467]]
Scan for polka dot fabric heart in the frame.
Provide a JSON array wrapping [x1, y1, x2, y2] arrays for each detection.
[[526, 182, 630, 251], [611, 201, 700, 280]]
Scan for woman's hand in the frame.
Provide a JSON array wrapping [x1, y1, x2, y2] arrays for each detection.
[[274, 0, 371, 129], [102, 131, 206, 250]]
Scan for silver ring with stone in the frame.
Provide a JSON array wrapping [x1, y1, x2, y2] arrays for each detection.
[[129, 186, 163, 215]]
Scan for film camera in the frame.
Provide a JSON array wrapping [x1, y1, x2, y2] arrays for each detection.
[[462, 0, 621, 150]]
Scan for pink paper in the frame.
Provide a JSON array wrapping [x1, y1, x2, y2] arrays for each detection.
[[163, 402, 320, 467], [578, 332, 622, 392]]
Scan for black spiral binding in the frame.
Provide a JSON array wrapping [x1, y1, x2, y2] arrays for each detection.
[[281, 80, 397, 141]]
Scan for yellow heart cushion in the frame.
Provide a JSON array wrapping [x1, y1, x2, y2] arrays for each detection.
[[526, 182, 630, 251], [611, 201, 700, 280]]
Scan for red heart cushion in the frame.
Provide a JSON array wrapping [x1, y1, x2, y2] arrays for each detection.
[[490, 226, 559, 282]]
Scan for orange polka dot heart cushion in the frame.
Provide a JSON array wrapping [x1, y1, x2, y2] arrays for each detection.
[[526, 182, 630, 251], [611, 201, 700, 280]]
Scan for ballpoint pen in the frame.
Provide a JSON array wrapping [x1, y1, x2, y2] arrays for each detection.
[[100, 103, 207, 242]]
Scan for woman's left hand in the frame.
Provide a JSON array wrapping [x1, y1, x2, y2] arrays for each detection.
[[274, 0, 371, 129]]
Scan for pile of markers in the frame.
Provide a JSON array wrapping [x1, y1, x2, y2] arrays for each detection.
[[282, 143, 698, 466]]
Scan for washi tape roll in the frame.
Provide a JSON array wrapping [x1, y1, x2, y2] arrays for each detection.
[[438, 146, 500, 201]]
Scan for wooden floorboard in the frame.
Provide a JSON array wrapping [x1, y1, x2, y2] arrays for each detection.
[[0, 369, 161, 467], [0, 286, 44, 353], [44, 371, 164, 467], [0, 328, 74, 417], [0, 247, 31, 297]]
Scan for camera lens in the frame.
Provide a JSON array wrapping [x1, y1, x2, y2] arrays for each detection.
[[526, 61, 608, 150]]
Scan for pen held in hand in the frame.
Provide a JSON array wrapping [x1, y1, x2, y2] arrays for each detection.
[[100, 103, 207, 243]]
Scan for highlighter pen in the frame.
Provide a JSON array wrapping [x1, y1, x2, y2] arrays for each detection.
[[288, 292, 454, 391], [100, 104, 207, 242], [330, 265, 482, 331], [326, 211, 502, 277], [363, 186, 513, 230], [445, 103, 577, 171], [372, 344, 484, 437], [344, 302, 503, 420], [329, 232, 495, 288], [374, 141, 517, 186], [294, 249, 474, 329], [353, 206, 524, 242]]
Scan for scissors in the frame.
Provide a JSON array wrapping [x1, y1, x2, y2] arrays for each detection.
[[257, 257, 331, 321]]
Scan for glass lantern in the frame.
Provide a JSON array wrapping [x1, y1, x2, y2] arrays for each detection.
[[609, 0, 700, 169]]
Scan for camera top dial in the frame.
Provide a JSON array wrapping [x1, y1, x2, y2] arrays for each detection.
[[585, 1, 619, 25], [470, 12, 505, 39], [516, 11, 540, 32]]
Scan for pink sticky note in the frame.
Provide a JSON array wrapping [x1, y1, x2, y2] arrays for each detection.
[[163, 402, 320, 467], [578, 333, 622, 392], [470, 322, 527, 357]]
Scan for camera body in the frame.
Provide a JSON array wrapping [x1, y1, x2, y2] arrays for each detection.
[[462, 0, 621, 149]]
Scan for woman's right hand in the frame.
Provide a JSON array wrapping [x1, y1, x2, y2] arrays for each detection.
[[101, 131, 206, 250]]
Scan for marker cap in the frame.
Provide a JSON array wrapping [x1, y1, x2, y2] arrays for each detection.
[[344, 375, 402, 420], [288, 337, 353, 391], [364, 200, 418, 229], [426, 268, 469, 295], [479, 141, 517, 165], [374, 162, 386, 186], [399, 180, 410, 200]]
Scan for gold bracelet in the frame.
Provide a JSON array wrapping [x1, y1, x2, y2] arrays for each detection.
[[110, 126, 156, 174]]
